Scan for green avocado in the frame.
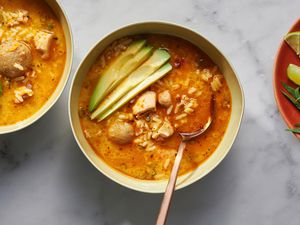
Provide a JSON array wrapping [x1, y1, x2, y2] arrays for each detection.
[[106, 45, 154, 95], [90, 49, 171, 120], [88, 39, 147, 112], [97, 63, 172, 121]]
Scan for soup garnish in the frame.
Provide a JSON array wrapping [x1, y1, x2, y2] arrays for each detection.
[[89, 40, 151, 112], [90, 47, 171, 120], [97, 63, 172, 121]]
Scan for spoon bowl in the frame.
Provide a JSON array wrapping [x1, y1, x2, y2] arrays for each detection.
[[180, 95, 215, 141]]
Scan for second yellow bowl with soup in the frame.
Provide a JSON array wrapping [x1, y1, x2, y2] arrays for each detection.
[[0, 0, 73, 134], [69, 22, 244, 193]]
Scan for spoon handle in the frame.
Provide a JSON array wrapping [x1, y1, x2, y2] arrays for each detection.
[[155, 141, 187, 225]]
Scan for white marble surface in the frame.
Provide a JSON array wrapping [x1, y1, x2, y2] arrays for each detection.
[[0, 0, 299, 224]]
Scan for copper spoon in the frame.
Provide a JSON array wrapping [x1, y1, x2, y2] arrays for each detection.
[[155, 95, 215, 225]]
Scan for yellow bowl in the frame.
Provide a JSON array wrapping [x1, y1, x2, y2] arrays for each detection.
[[0, 0, 73, 134], [69, 22, 244, 193]]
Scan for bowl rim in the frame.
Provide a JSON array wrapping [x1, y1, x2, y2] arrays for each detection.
[[0, 0, 74, 134], [69, 20, 245, 193]]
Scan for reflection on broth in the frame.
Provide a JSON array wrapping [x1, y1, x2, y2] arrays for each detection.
[[79, 34, 232, 180], [0, 0, 66, 125]]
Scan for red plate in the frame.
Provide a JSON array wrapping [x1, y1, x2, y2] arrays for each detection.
[[274, 18, 300, 139]]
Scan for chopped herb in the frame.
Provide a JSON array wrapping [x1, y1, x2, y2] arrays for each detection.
[[47, 24, 54, 30], [281, 82, 300, 134], [281, 81, 300, 99], [281, 91, 300, 110], [295, 87, 300, 101], [0, 81, 2, 96], [286, 128, 300, 134], [281, 82, 300, 110]]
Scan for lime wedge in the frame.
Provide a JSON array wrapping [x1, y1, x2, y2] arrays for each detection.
[[284, 32, 300, 56], [287, 64, 300, 85]]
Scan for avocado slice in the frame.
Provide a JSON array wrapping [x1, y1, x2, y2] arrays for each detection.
[[97, 63, 172, 121], [106, 45, 154, 95], [90, 49, 171, 120], [89, 39, 147, 112]]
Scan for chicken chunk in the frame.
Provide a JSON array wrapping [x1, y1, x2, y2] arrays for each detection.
[[0, 41, 32, 78], [133, 91, 157, 115], [157, 120, 174, 139], [34, 31, 54, 59], [108, 121, 134, 144], [158, 90, 172, 107]]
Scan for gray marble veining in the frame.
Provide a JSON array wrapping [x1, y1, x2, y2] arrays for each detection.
[[0, 0, 299, 224]]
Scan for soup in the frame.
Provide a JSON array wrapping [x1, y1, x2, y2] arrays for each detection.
[[78, 34, 231, 180], [0, 0, 66, 125]]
